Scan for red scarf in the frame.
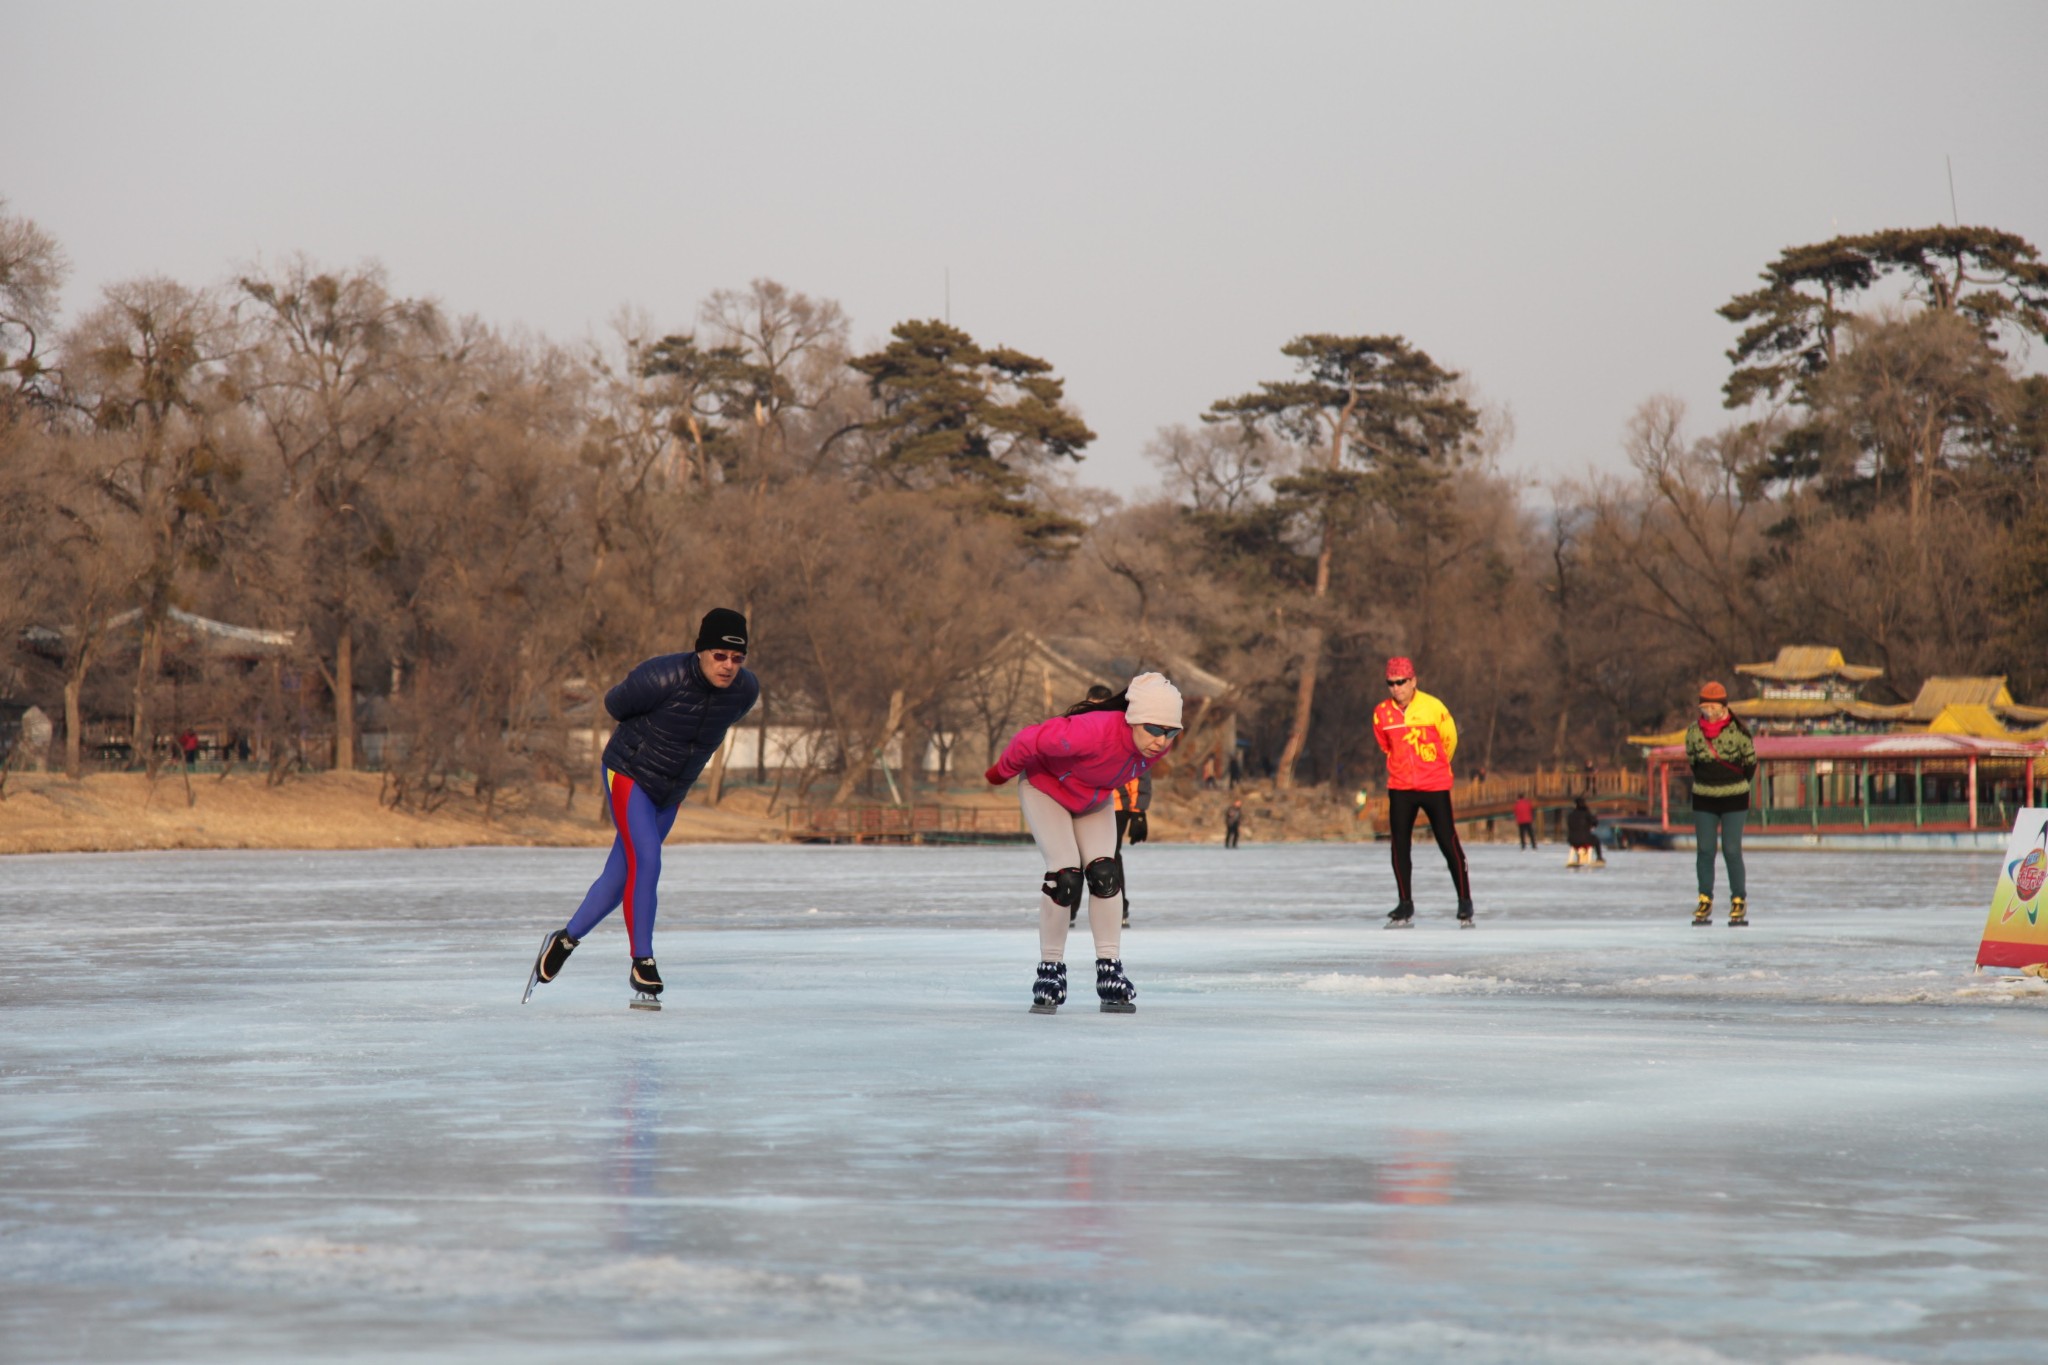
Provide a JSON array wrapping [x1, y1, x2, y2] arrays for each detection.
[[1700, 715, 1731, 739]]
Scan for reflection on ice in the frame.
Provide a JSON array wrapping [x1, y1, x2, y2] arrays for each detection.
[[2, 842, 2045, 1362]]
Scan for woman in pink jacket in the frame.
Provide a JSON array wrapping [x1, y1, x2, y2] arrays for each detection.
[[985, 672, 1183, 1014]]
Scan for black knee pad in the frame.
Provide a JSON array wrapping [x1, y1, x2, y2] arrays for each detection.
[[1084, 856, 1124, 899], [1042, 866, 1084, 909]]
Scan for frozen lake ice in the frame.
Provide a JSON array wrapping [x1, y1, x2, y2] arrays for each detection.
[[3, 840, 2046, 1363]]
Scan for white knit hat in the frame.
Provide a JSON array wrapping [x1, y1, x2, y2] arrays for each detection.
[[1125, 672, 1183, 728]]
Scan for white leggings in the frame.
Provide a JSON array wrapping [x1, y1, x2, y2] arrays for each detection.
[[1019, 782, 1123, 963]]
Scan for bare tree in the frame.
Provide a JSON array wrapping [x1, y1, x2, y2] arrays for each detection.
[[0, 199, 68, 418], [20, 431, 154, 775], [700, 278, 851, 479], [240, 260, 456, 771], [1144, 422, 1283, 515], [60, 277, 247, 770], [754, 486, 1034, 804]]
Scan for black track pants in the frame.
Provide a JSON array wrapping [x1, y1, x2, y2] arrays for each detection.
[[1389, 788, 1472, 905]]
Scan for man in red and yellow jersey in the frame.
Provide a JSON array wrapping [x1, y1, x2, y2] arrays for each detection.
[[1371, 657, 1475, 927]]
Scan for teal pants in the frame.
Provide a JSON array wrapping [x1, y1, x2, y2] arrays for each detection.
[[1693, 810, 1746, 898]]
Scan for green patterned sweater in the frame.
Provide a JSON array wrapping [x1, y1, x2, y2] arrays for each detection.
[[1685, 720, 1756, 799]]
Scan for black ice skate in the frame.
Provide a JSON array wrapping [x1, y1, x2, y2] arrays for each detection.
[[1457, 899, 1476, 929], [1096, 958, 1136, 1014], [522, 929, 579, 1004], [1030, 961, 1067, 1015], [630, 956, 664, 1011], [1385, 900, 1416, 929], [1692, 894, 1713, 927], [1727, 896, 1749, 928]]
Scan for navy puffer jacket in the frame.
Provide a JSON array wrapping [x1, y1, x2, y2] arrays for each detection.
[[600, 652, 760, 808]]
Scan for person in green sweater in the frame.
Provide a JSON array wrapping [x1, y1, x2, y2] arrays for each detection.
[[1685, 680, 1756, 926]]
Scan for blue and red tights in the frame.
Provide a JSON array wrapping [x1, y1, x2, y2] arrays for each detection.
[[564, 770, 679, 958]]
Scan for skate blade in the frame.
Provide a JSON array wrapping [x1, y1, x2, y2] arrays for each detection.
[[1727, 921, 1749, 928], [629, 994, 663, 1011], [1029, 1002, 1059, 1015], [1458, 920, 1476, 930], [1384, 920, 1414, 930], [1099, 1000, 1136, 1014], [1692, 919, 1713, 927], [521, 931, 553, 1004]]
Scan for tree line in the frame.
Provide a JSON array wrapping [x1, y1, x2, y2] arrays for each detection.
[[3, 198, 2045, 805]]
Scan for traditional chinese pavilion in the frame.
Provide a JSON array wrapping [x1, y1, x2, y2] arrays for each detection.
[[1639, 731, 2045, 837], [1631, 646, 2048, 743], [1626, 646, 2048, 840]]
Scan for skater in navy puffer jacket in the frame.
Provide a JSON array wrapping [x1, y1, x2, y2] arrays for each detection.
[[602, 646, 760, 806], [523, 608, 758, 1007]]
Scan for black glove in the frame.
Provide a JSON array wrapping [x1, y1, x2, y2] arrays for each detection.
[[1126, 811, 1148, 844]]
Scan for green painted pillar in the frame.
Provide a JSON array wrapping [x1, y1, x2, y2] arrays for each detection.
[[1914, 758, 1923, 828], [1860, 758, 1869, 829]]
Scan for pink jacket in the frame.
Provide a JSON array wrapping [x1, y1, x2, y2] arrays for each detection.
[[992, 710, 1155, 815]]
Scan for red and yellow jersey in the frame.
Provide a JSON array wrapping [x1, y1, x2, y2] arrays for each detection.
[[1373, 689, 1457, 791]]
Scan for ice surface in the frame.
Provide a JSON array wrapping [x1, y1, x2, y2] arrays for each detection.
[[3, 840, 2046, 1363]]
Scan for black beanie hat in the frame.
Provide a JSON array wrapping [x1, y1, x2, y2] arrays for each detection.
[[694, 608, 749, 654]]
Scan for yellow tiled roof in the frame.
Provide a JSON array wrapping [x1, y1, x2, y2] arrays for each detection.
[[1735, 645, 1884, 683], [1907, 676, 2015, 721], [1925, 703, 2013, 738]]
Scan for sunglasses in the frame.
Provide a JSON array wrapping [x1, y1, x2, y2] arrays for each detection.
[[1139, 724, 1182, 739], [708, 651, 746, 664], [1386, 678, 1413, 688]]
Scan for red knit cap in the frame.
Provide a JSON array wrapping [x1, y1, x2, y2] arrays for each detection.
[[1698, 680, 1728, 702], [1385, 657, 1415, 682]]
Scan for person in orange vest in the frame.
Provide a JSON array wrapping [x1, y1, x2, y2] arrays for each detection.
[[1112, 771, 1149, 928], [1076, 768, 1151, 929], [1513, 793, 1537, 849], [1372, 657, 1475, 928]]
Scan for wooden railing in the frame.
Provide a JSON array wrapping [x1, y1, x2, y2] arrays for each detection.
[[1361, 768, 1645, 828], [787, 804, 1029, 843]]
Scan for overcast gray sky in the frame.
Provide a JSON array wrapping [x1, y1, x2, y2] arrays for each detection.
[[8, 1, 2047, 497]]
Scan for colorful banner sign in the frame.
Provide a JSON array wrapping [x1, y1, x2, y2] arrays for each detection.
[[1977, 808, 2048, 969]]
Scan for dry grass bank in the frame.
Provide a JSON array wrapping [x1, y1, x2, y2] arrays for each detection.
[[0, 771, 788, 855], [0, 771, 1376, 856]]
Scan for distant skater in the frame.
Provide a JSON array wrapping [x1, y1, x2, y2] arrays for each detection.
[[1224, 798, 1243, 848], [987, 673, 1182, 1014], [1686, 681, 1755, 927], [524, 609, 759, 1007], [1565, 795, 1605, 868], [1372, 657, 1474, 927], [1514, 793, 1536, 849]]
